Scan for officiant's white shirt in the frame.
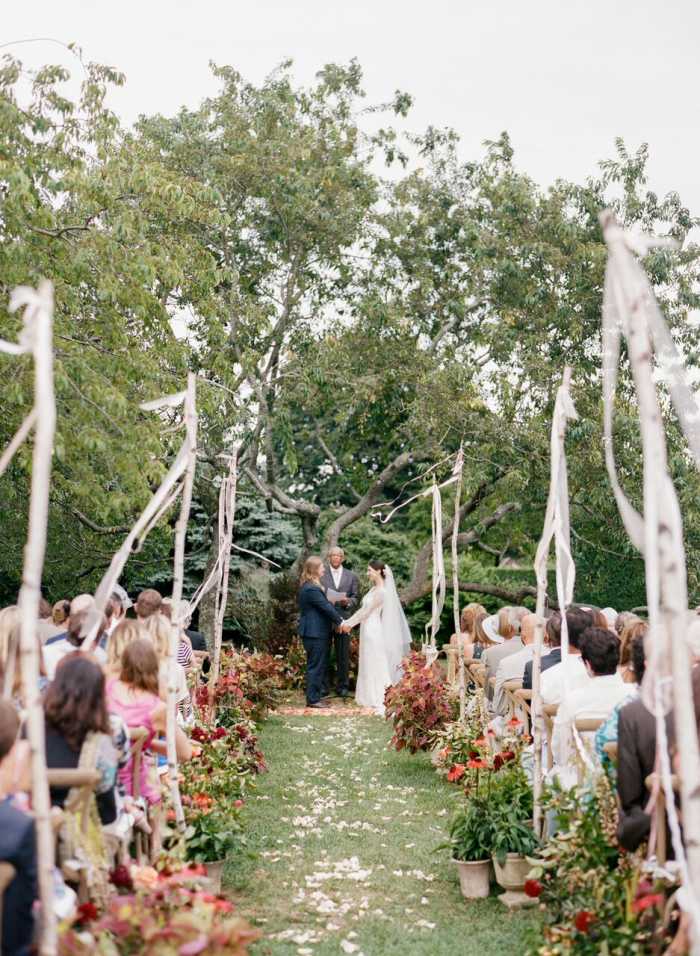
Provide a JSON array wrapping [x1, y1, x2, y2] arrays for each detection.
[[331, 565, 343, 589]]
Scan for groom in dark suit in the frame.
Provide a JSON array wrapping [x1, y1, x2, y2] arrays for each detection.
[[320, 546, 359, 697]]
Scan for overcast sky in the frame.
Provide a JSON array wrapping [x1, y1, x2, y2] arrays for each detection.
[[4, 0, 699, 209]]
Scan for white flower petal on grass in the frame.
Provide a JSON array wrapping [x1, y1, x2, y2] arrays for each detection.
[[416, 920, 436, 930], [341, 941, 359, 954]]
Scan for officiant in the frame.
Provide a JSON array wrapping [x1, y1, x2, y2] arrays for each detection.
[[321, 546, 359, 697]]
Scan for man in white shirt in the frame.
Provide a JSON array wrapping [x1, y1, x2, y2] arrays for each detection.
[[320, 547, 359, 697], [541, 609, 594, 705], [44, 608, 107, 680], [492, 613, 541, 716], [481, 607, 523, 700], [552, 627, 629, 776]]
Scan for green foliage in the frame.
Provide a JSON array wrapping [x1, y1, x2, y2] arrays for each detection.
[[446, 800, 493, 862], [385, 652, 458, 752], [185, 810, 243, 864]]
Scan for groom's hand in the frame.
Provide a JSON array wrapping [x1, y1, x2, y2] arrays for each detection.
[[339, 622, 351, 633]]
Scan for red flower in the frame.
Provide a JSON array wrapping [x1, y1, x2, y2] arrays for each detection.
[[447, 764, 466, 782], [214, 727, 228, 739], [234, 799, 244, 809], [493, 750, 516, 770], [507, 717, 523, 729], [473, 737, 487, 747], [524, 879, 543, 899], [632, 894, 664, 914], [466, 759, 488, 770], [110, 864, 133, 890], [76, 901, 98, 923], [574, 911, 595, 933]]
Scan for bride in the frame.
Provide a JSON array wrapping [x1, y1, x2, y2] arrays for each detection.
[[344, 560, 412, 715]]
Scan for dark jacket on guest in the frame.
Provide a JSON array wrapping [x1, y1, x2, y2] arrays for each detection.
[[0, 797, 37, 956], [616, 696, 658, 852], [522, 647, 562, 691], [298, 582, 343, 639]]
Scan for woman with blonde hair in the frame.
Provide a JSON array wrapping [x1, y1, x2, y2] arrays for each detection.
[[450, 603, 489, 661], [298, 555, 346, 709], [146, 613, 193, 723], [106, 619, 143, 678]]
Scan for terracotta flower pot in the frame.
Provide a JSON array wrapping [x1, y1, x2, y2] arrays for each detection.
[[204, 859, 225, 894], [492, 853, 536, 909], [452, 858, 491, 899]]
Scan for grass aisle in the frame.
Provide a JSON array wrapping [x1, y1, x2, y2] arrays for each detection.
[[227, 712, 541, 956]]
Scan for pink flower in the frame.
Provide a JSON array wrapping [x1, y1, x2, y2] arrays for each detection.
[[447, 764, 466, 782], [632, 894, 664, 914], [466, 759, 488, 770]]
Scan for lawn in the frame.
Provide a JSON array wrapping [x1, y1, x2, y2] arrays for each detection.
[[226, 711, 542, 956]]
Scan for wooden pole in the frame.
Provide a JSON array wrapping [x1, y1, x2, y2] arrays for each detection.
[[168, 372, 197, 832], [211, 448, 238, 691], [12, 283, 57, 955], [450, 447, 466, 721]]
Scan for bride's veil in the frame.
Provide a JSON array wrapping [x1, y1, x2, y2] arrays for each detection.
[[382, 566, 412, 683]]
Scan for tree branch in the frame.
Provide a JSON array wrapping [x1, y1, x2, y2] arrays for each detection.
[[399, 500, 519, 605], [324, 450, 414, 548], [315, 425, 361, 502], [70, 507, 130, 535], [243, 465, 320, 517]]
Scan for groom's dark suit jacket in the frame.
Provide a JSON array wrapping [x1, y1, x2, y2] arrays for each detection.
[[298, 583, 344, 639], [320, 565, 359, 621]]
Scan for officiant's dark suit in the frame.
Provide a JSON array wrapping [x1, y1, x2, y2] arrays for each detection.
[[298, 582, 344, 706], [320, 563, 359, 695]]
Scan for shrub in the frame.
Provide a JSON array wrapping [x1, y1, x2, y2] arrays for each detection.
[[527, 778, 677, 955], [58, 863, 260, 955], [217, 648, 284, 722], [385, 651, 457, 753]]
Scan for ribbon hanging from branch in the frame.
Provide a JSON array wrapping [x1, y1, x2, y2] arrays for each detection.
[[450, 446, 467, 718], [601, 210, 700, 948], [211, 448, 239, 689], [531, 367, 578, 833]]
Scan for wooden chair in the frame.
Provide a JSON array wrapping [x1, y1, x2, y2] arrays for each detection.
[[543, 704, 559, 771], [47, 768, 101, 903], [128, 726, 151, 865], [573, 717, 605, 785], [0, 862, 16, 948], [445, 645, 459, 684], [501, 679, 527, 732], [644, 772, 680, 865]]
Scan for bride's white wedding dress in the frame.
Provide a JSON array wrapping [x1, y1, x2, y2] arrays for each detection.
[[346, 587, 391, 715], [344, 567, 412, 716]]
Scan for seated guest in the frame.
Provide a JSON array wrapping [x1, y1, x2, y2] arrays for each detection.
[[106, 619, 143, 678], [0, 699, 36, 956], [106, 590, 128, 636], [107, 639, 192, 805], [135, 588, 163, 623], [481, 607, 524, 700], [146, 614, 193, 723], [596, 633, 644, 780], [618, 618, 647, 684], [450, 604, 487, 660], [492, 613, 541, 716], [160, 600, 194, 671], [540, 609, 594, 705], [37, 597, 63, 643], [551, 627, 629, 780], [44, 593, 96, 648], [44, 654, 118, 825], [523, 613, 562, 690], [52, 599, 70, 629], [44, 609, 107, 679]]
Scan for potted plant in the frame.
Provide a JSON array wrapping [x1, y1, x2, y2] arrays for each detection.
[[184, 810, 242, 893], [443, 797, 494, 898], [485, 766, 539, 908]]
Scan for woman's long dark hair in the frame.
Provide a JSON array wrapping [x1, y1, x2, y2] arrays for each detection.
[[44, 653, 110, 751]]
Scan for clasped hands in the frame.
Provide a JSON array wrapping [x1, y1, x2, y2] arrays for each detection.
[[338, 621, 353, 633]]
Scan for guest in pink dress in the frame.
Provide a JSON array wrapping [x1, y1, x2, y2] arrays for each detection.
[[106, 638, 192, 805]]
